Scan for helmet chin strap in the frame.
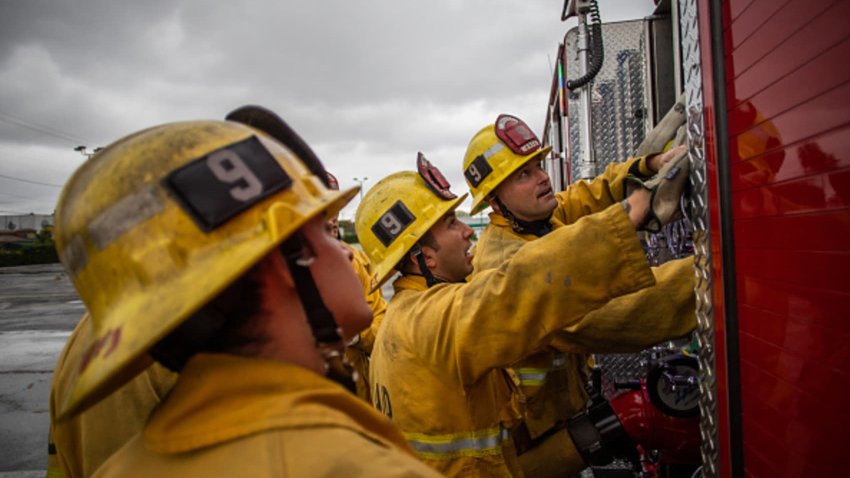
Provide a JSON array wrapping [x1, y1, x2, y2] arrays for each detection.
[[411, 244, 442, 288], [491, 194, 553, 237], [279, 234, 356, 393]]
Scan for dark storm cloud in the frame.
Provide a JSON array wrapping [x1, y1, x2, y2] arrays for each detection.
[[0, 0, 652, 215]]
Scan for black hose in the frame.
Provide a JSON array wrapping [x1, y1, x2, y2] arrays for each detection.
[[566, 0, 603, 90]]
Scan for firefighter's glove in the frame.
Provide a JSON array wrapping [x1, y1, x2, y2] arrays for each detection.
[[635, 93, 686, 157], [624, 148, 689, 233]]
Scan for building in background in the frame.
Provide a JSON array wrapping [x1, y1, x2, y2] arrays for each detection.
[[1, 214, 54, 249]]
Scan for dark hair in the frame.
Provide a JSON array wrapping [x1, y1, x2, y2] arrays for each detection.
[[150, 269, 264, 371]]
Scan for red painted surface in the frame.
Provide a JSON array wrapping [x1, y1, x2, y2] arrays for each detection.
[[720, 0, 850, 475], [609, 381, 701, 464], [726, 0, 789, 49], [731, 124, 850, 190], [725, 0, 839, 86], [727, 0, 850, 107], [698, 1, 735, 476], [730, 82, 850, 163], [729, 0, 755, 23], [737, 275, 850, 334], [729, 41, 850, 138]]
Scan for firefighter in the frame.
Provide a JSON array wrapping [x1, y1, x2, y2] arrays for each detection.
[[326, 171, 388, 404], [462, 114, 696, 476], [324, 172, 343, 240], [47, 314, 178, 478], [354, 151, 680, 477], [342, 241, 387, 403], [51, 107, 442, 477]]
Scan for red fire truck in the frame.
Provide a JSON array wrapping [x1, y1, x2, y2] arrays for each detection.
[[542, 0, 850, 476]]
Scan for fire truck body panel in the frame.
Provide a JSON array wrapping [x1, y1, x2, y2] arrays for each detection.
[[545, 0, 850, 475], [715, 0, 850, 475]]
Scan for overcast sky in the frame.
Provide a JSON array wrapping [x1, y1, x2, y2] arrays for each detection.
[[0, 0, 655, 220]]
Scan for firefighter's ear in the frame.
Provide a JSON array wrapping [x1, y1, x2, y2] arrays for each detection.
[[486, 195, 501, 215], [419, 245, 439, 270]]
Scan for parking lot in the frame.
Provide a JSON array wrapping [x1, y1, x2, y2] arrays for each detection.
[[0, 261, 395, 475], [0, 264, 84, 474]]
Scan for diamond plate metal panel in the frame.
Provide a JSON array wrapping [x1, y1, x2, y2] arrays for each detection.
[[565, 16, 695, 398], [560, 14, 704, 476], [565, 21, 650, 178], [680, 0, 719, 476], [595, 338, 693, 389]]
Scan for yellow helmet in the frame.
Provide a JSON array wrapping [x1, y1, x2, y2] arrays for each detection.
[[53, 112, 358, 419], [463, 114, 552, 214], [354, 153, 467, 289]]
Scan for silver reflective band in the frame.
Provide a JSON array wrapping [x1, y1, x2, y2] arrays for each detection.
[[517, 371, 548, 384], [62, 235, 88, 277], [482, 142, 504, 160], [88, 185, 164, 250], [405, 427, 510, 458]]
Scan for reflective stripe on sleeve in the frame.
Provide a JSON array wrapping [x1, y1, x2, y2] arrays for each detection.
[[516, 354, 571, 386], [403, 427, 511, 460], [516, 369, 548, 386]]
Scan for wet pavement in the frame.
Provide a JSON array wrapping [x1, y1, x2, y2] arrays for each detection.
[[0, 264, 83, 474], [0, 262, 396, 474]]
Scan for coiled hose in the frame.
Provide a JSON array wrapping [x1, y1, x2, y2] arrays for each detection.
[[566, 0, 603, 90]]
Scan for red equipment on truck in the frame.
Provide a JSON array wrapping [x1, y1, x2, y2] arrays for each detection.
[[542, 0, 850, 476]]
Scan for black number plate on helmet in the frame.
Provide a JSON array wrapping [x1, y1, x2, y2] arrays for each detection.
[[464, 154, 493, 187], [371, 200, 416, 247], [164, 136, 292, 231]]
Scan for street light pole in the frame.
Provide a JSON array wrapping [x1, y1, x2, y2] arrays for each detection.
[[353, 177, 368, 201], [74, 146, 103, 159]]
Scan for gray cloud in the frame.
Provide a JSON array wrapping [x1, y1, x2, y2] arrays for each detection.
[[0, 0, 653, 216]]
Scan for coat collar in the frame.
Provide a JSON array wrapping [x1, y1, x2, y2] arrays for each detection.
[[392, 274, 430, 293], [143, 353, 407, 454]]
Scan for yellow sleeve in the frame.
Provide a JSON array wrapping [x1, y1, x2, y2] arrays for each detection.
[[346, 245, 388, 354], [344, 243, 389, 403], [552, 155, 651, 225], [405, 204, 656, 385], [548, 256, 697, 353], [48, 315, 91, 478]]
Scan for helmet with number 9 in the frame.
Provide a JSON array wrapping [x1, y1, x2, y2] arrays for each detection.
[[53, 119, 358, 419], [463, 114, 552, 215], [354, 170, 466, 291]]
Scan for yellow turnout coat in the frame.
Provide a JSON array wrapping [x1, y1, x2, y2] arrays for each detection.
[[370, 205, 656, 477], [472, 157, 696, 477], [94, 353, 441, 477]]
